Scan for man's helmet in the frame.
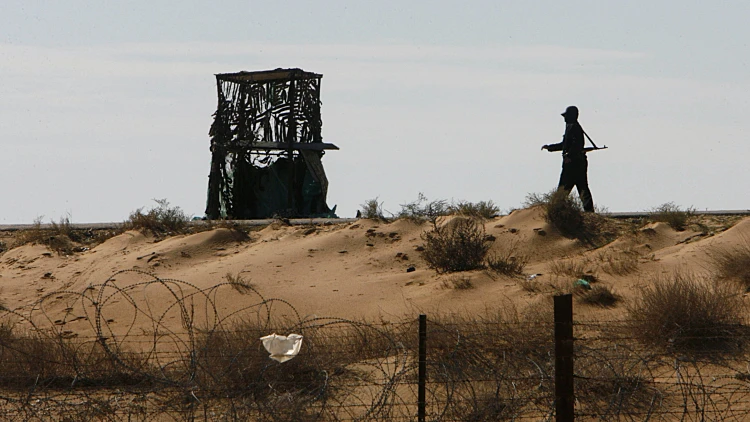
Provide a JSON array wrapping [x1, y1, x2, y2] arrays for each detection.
[[561, 105, 579, 118]]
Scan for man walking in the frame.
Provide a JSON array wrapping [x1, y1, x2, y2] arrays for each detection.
[[542, 106, 595, 212]]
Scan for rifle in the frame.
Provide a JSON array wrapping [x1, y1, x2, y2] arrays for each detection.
[[582, 128, 607, 153]]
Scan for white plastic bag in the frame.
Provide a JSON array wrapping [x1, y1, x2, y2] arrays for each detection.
[[260, 333, 304, 363]]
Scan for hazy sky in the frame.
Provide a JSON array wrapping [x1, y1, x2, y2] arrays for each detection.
[[1, 1, 748, 223]]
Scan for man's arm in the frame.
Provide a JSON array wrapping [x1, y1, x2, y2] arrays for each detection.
[[542, 141, 563, 152]]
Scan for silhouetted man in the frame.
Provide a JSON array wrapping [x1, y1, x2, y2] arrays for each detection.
[[542, 106, 595, 212]]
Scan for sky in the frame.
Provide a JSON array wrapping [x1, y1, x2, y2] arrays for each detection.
[[1, 1, 749, 223]]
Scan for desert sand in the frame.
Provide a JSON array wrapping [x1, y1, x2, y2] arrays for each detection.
[[1, 207, 750, 420], [1, 206, 747, 334]]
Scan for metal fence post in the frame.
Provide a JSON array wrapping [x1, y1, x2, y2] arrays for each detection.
[[418, 314, 427, 422], [554, 294, 574, 422]]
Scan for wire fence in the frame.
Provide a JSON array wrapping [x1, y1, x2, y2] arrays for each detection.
[[2, 270, 750, 420]]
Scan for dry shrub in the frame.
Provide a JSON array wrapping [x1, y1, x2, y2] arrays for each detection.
[[14, 216, 86, 255], [545, 189, 586, 237], [577, 285, 620, 307], [224, 272, 256, 294], [123, 198, 190, 236], [195, 320, 322, 399], [581, 212, 621, 245], [194, 322, 333, 422], [426, 304, 554, 419], [194, 319, 332, 420], [710, 240, 750, 289], [487, 242, 527, 277], [50, 215, 75, 239], [194, 316, 402, 419], [442, 276, 474, 290], [0, 324, 74, 389], [359, 197, 387, 220], [426, 304, 553, 371], [526, 190, 615, 245], [15, 216, 50, 246], [449, 200, 500, 219], [548, 258, 595, 280], [648, 202, 694, 231], [522, 191, 550, 207], [402, 195, 503, 223], [421, 217, 491, 273], [398, 192, 449, 223], [575, 344, 663, 416], [627, 273, 748, 355], [0, 323, 152, 389]]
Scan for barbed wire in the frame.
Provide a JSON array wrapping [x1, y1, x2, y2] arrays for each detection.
[[3, 270, 750, 420]]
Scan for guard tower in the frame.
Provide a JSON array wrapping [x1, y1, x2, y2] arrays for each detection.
[[205, 68, 339, 219]]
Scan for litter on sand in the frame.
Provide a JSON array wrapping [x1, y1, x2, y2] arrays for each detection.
[[260, 333, 304, 363], [575, 279, 592, 290]]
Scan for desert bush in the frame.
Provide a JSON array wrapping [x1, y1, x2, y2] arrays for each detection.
[[398, 193, 450, 223], [648, 202, 694, 231], [577, 285, 620, 307], [545, 189, 586, 237], [14, 216, 48, 246], [548, 258, 595, 280], [194, 316, 403, 417], [575, 345, 663, 416], [124, 198, 190, 236], [359, 197, 387, 220], [195, 321, 314, 397], [449, 200, 500, 219], [487, 242, 527, 276], [710, 240, 750, 289], [627, 272, 748, 355], [525, 190, 617, 245], [193, 321, 343, 421], [527, 190, 585, 238], [15, 215, 82, 255], [442, 276, 474, 289], [224, 272, 256, 293], [421, 218, 491, 273], [426, 299, 554, 367], [50, 214, 74, 239], [425, 304, 555, 419], [524, 190, 609, 214], [522, 191, 551, 208], [0, 323, 152, 389]]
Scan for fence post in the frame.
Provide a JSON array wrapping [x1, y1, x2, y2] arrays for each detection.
[[554, 294, 574, 422], [418, 314, 427, 422]]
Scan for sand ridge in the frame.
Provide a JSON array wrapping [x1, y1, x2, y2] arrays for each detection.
[[1, 209, 748, 332]]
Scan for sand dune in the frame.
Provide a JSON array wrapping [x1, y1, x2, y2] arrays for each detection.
[[1, 207, 748, 332]]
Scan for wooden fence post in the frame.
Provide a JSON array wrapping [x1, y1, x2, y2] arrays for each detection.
[[554, 294, 574, 422], [418, 314, 427, 422]]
